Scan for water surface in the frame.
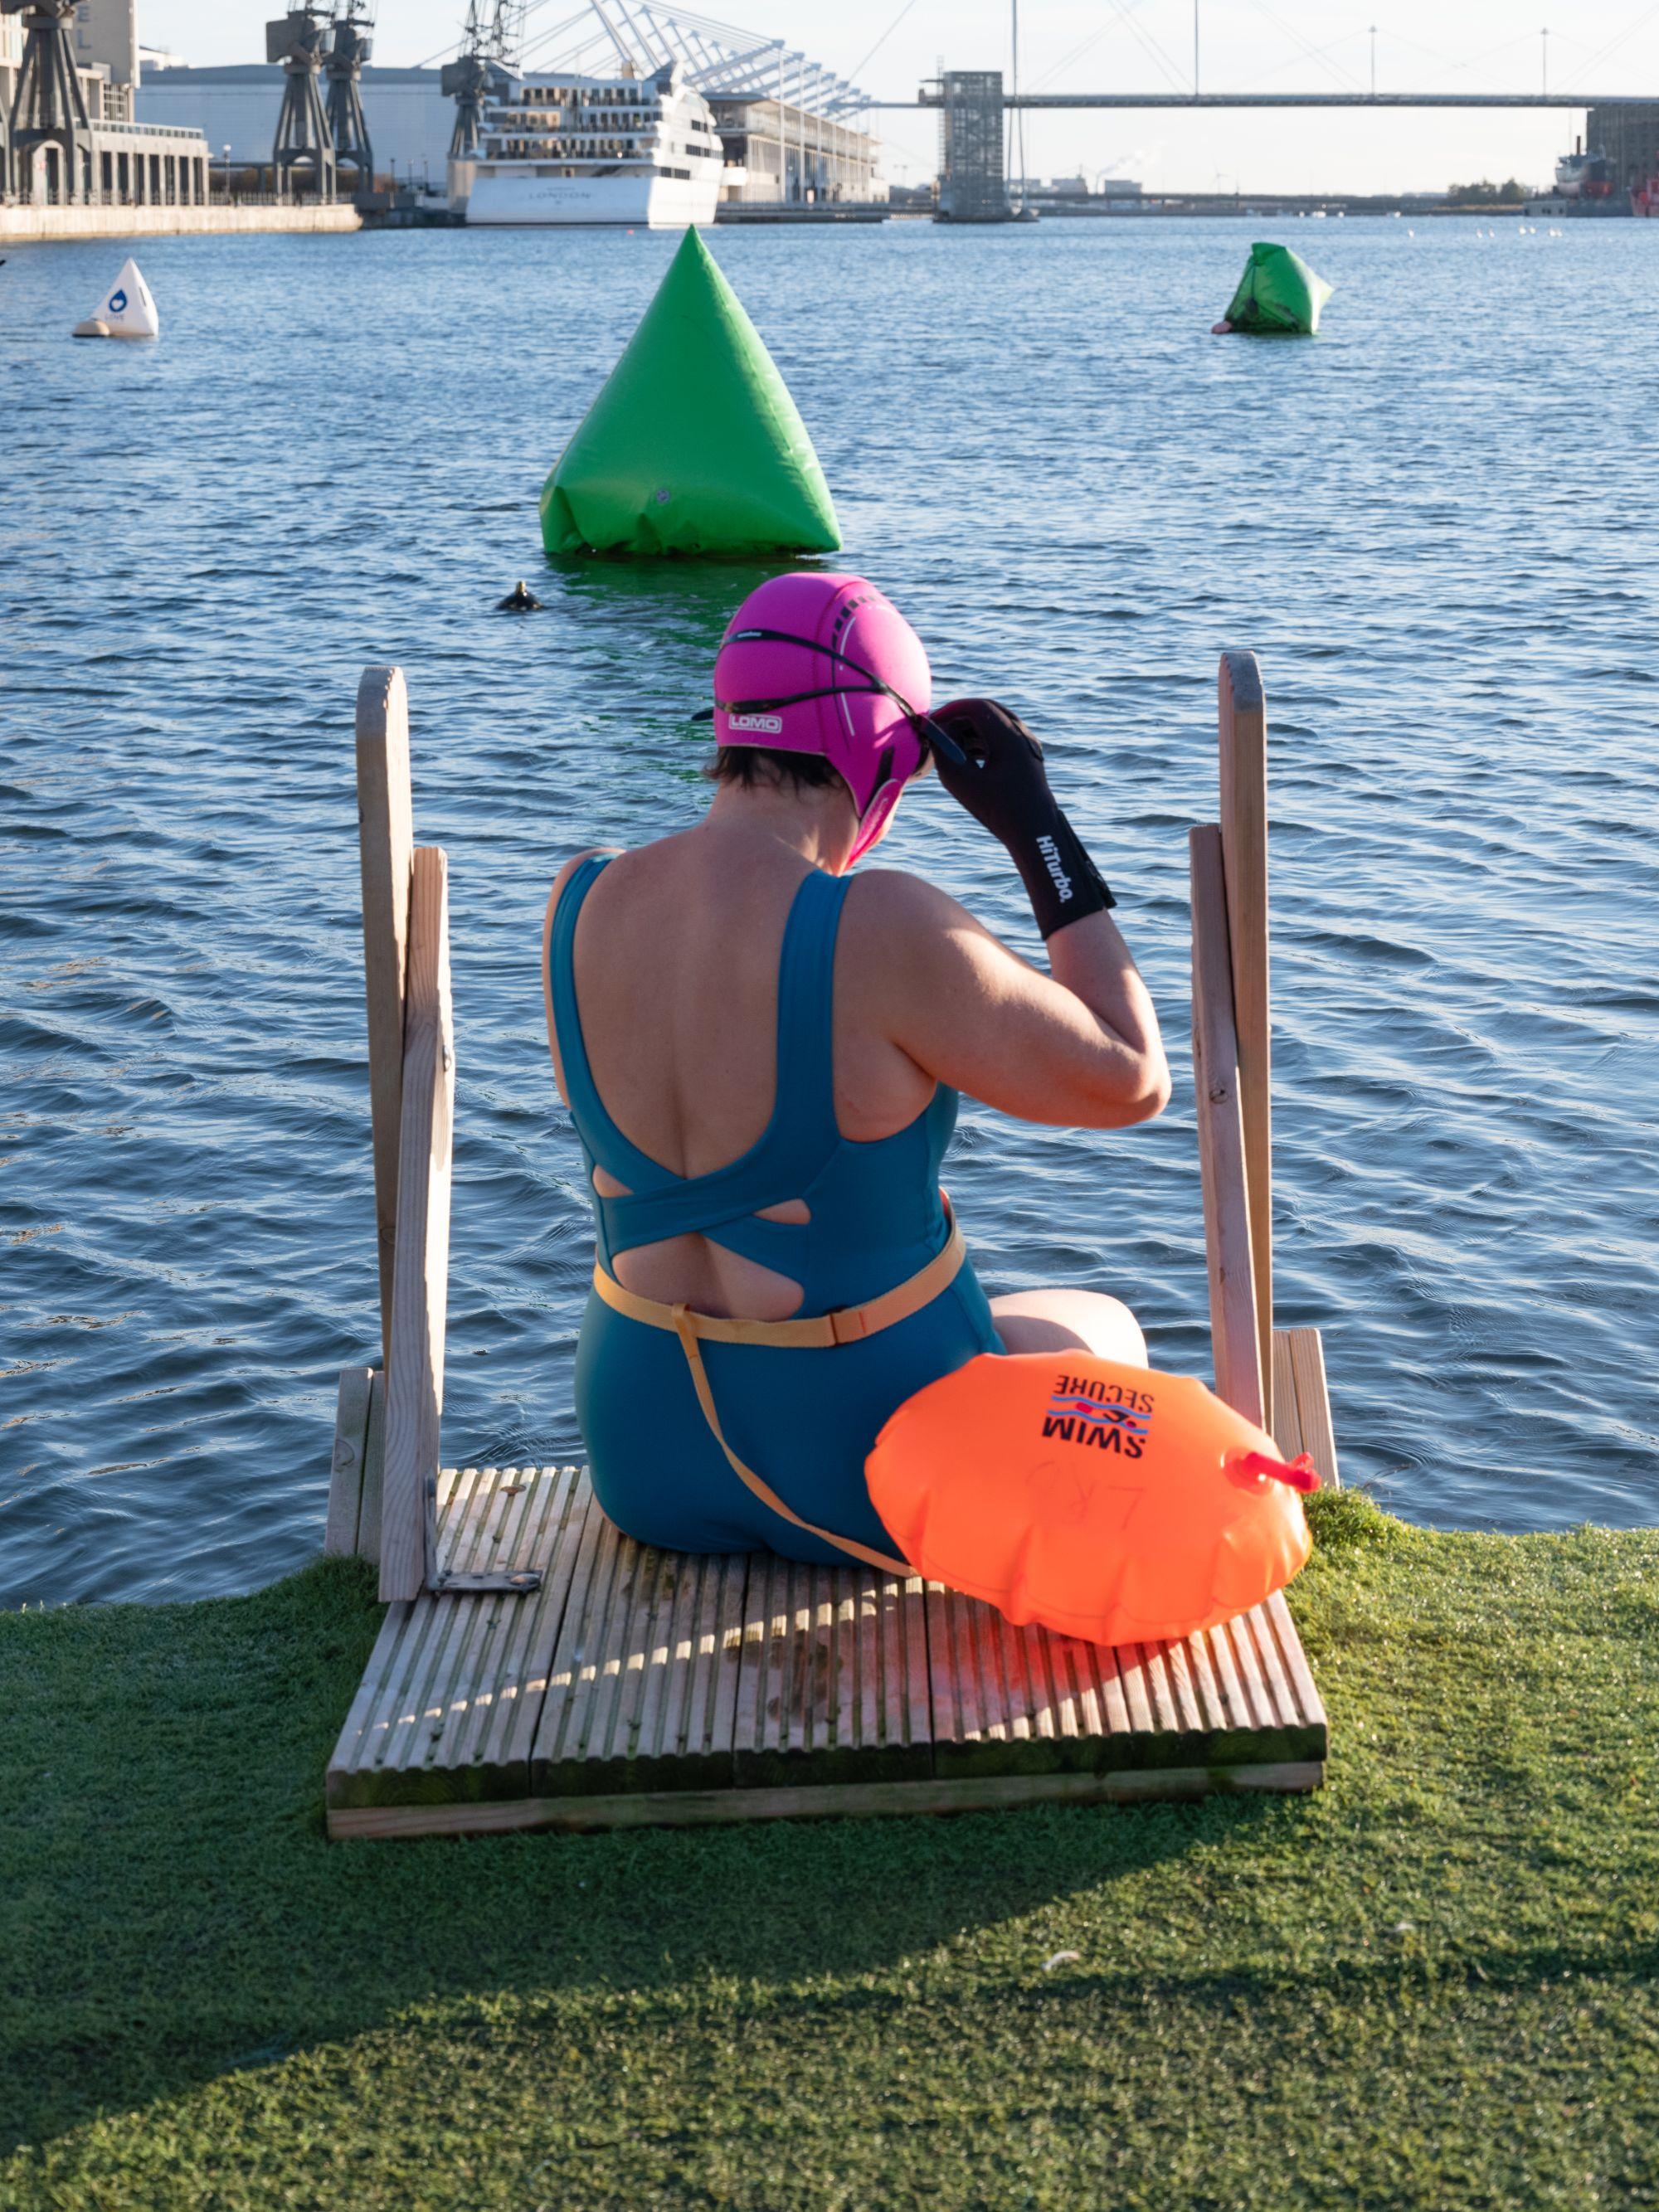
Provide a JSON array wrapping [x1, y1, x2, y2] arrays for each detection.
[[2, 214, 1655, 1602]]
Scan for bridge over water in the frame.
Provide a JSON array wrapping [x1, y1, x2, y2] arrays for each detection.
[[873, 76, 1659, 219]]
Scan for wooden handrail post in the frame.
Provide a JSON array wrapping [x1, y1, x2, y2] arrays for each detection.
[[1190, 824, 1264, 1428], [380, 845, 455, 1602], [356, 666, 414, 1378], [374, 837, 542, 1606], [1217, 650, 1272, 1431]]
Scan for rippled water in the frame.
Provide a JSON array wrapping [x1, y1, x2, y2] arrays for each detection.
[[2, 215, 1655, 1602]]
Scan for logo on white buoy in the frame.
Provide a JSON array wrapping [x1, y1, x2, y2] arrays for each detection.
[[109, 289, 128, 312]]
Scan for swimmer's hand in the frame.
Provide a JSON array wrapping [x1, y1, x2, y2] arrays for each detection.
[[932, 698, 1116, 939]]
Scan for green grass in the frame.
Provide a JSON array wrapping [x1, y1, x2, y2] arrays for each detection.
[[3, 1494, 1657, 2210]]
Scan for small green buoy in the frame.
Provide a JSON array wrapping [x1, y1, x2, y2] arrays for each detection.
[[540, 228, 842, 558], [1216, 241, 1333, 336]]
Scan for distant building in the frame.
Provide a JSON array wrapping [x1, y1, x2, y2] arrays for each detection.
[[2, 0, 211, 207], [73, 0, 140, 117], [708, 94, 884, 203], [138, 64, 454, 187], [1022, 175, 1144, 207]]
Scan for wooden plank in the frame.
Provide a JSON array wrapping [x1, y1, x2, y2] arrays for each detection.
[[592, 1544, 684, 1784], [332, 1470, 1328, 1832], [484, 1465, 592, 1791], [704, 1553, 750, 1774], [1218, 649, 1272, 1427], [1242, 1600, 1299, 1732], [528, 1496, 746, 1800], [375, 1467, 490, 1777], [328, 1468, 481, 1810], [668, 1549, 727, 1768], [328, 1760, 1329, 1841], [635, 1545, 703, 1767], [1272, 1332, 1302, 1463], [355, 664, 413, 1378], [422, 1471, 544, 1785], [921, 1580, 956, 1746], [900, 1575, 932, 1756], [443, 1467, 570, 1789], [1217, 1607, 1277, 1733], [382, 1467, 518, 1786], [325, 1595, 426, 1807], [547, 1513, 627, 1782], [1287, 1325, 1342, 1490], [1264, 1591, 1330, 1736], [735, 1557, 813, 1787], [357, 1369, 385, 1566], [379, 844, 455, 1603], [324, 1364, 373, 1558], [1190, 824, 1264, 1427], [1179, 1616, 1229, 1735]]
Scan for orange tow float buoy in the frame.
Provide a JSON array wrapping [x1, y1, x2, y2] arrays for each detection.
[[866, 1355, 1320, 1647]]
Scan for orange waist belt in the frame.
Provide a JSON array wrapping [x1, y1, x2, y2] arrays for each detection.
[[591, 1213, 966, 1578]]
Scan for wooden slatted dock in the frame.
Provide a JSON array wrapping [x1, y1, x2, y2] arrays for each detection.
[[325, 652, 1338, 1842], [326, 1325, 1334, 1840]]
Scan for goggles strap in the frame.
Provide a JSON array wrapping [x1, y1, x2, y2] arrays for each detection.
[[708, 627, 965, 764]]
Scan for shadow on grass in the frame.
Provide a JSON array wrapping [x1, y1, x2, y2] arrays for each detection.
[[1, 1555, 1293, 2152]]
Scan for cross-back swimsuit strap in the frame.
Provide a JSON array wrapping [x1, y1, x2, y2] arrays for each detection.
[[550, 853, 966, 1578]]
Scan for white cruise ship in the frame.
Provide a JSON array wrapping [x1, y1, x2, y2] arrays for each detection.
[[465, 61, 732, 227]]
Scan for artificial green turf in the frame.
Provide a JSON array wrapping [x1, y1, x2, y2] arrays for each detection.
[[3, 1493, 1656, 2210]]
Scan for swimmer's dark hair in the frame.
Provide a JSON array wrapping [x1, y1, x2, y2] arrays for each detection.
[[706, 745, 841, 793]]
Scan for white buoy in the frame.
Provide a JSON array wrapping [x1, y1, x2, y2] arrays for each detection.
[[75, 258, 158, 341]]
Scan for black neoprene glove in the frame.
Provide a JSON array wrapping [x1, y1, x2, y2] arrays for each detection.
[[932, 698, 1116, 939]]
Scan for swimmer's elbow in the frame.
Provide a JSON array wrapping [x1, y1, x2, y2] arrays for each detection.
[[1138, 1059, 1175, 1121], [1085, 1053, 1171, 1129]]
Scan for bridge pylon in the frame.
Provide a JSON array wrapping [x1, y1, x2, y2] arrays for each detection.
[[932, 70, 1012, 223]]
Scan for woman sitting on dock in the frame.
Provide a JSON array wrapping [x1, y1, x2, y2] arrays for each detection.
[[542, 573, 1170, 1570]]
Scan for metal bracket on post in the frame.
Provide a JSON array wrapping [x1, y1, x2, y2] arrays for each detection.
[[423, 1470, 542, 1595]]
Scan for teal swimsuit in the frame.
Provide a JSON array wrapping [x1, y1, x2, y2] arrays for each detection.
[[550, 854, 1001, 1563]]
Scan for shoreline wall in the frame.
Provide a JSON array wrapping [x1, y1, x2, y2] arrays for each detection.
[[0, 205, 363, 245]]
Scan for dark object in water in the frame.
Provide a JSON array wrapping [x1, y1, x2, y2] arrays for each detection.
[[497, 581, 544, 612]]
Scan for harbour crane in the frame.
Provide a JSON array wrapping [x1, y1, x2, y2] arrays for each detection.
[[326, 0, 377, 192], [2, 0, 96, 205], [443, 2, 520, 162], [266, 6, 338, 202]]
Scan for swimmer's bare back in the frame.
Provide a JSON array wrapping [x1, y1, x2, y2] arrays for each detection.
[[543, 768, 1168, 1334]]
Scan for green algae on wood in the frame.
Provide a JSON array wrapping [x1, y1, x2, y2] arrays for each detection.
[[541, 227, 842, 558]]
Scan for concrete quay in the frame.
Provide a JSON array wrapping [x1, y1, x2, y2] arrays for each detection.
[[0, 204, 362, 245]]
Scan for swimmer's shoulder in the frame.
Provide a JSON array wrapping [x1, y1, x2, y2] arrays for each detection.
[[547, 843, 625, 915], [843, 863, 980, 939]]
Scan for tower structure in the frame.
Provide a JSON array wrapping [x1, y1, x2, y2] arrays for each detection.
[[325, 0, 375, 191], [933, 70, 1010, 222], [2, 1, 98, 205], [266, 6, 338, 201], [443, 1, 497, 162]]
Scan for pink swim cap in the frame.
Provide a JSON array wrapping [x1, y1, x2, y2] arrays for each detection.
[[712, 573, 933, 864]]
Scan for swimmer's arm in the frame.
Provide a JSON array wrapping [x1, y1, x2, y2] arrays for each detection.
[[859, 873, 1170, 1130], [542, 847, 623, 1108]]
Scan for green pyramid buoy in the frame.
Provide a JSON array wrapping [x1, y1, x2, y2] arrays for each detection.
[[541, 229, 842, 558], [1221, 241, 1333, 335]]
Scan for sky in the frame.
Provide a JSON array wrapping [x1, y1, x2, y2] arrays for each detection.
[[139, 1, 1659, 193]]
